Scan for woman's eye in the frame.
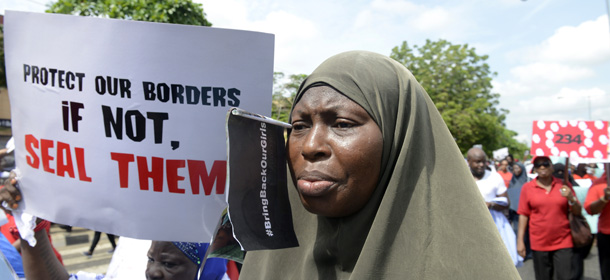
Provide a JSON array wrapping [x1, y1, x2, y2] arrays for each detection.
[[291, 122, 307, 131], [163, 262, 177, 269], [335, 121, 354, 129], [147, 257, 154, 263]]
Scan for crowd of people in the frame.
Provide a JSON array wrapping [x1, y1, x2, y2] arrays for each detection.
[[467, 149, 609, 280], [0, 50, 608, 280]]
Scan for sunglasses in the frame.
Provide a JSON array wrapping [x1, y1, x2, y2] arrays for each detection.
[[534, 161, 551, 168]]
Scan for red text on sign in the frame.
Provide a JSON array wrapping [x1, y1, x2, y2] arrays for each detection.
[[110, 153, 226, 195], [25, 134, 92, 182]]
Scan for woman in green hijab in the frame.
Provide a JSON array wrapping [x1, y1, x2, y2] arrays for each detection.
[[240, 51, 519, 279]]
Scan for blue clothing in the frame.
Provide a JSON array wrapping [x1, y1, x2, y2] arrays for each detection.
[[507, 162, 529, 212], [174, 242, 227, 280], [0, 233, 24, 278], [201, 256, 228, 280]]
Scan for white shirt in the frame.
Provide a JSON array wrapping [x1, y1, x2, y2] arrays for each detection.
[[474, 169, 507, 202]]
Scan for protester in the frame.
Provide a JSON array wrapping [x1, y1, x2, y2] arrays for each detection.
[[589, 163, 603, 179], [83, 231, 117, 256], [507, 162, 531, 256], [467, 148, 522, 266], [506, 154, 515, 171], [554, 162, 593, 280], [0, 225, 24, 278], [0, 211, 64, 264], [508, 162, 529, 227], [553, 163, 579, 188], [585, 172, 610, 280], [498, 158, 513, 188], [240, 51, 519, 278], [0, 176, 228, 280], [574, 163, 597, 181], [517, 156, 582, 280], [569, 164, 577, 177]]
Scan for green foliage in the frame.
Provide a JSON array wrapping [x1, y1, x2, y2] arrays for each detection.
[[271, 72, 307, 123], [46, 0, 212, 26], [390, 39, 528, 156]]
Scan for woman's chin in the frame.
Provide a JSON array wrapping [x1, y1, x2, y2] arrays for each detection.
[[300, 197, 336, 217], [299, 196, 357, 218]]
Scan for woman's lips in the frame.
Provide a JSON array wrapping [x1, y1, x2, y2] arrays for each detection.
[[297, 178, 335, 197]]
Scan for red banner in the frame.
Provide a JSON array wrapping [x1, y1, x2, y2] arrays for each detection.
[[530, 120, 609, 159]]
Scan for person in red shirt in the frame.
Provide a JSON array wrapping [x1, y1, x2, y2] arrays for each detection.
[[584, 172, 610, 280], [517, 156, 582, 280], [498, 158, 513, 188], [573, 163, 597, 181]]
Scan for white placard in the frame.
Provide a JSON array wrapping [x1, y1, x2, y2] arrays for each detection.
[[4, 11, 274, 242], [492, 147, 509, 161]]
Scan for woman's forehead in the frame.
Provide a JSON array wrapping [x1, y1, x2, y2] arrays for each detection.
[[150, 241, 187, 257], [294, 86, 364, 114], [298, 85, 350, 103]]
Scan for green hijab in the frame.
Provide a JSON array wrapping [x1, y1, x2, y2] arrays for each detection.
[[241, 51, 519, 279]]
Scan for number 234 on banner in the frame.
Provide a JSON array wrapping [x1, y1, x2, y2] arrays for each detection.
[[530, 120, 609, 159]]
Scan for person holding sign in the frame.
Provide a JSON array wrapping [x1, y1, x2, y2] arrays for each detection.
[[517, 156, 582, 280], [0, 175, 228, 280], [584, 172, 610, 280], [240, 51, 519, 278]]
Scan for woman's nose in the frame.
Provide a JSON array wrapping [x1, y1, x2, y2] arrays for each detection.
[[146, 263, 164, 280], [301, 124, 330, 160]]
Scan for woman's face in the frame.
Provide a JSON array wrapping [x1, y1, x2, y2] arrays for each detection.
[[513, 164, 522, 176], [533, 159, 553, 180], [146, 241, 197, 280], [498, 160, 509, 172], [288, 86, 383, 217]]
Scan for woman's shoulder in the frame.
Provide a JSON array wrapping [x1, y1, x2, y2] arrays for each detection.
[[589, 182, 608, 192]]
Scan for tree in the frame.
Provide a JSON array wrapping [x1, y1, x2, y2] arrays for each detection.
[[46, 0, 212, 26], [0, 0, 211, 88], [271, 72, 307, 123], [390, 39, 528, 156]]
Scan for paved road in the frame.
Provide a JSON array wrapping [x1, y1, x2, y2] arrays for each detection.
[[50, 225, 113, 275], [517, 244, 602, 280]]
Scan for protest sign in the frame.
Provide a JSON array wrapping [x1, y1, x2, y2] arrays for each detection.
[[225, 108, 298, 250], [492, 147, 509, 161], [530, 120, 609, 160], [4, 11, 274, 242]]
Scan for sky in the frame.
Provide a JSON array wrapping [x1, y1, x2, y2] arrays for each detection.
[[2, 0, 610, 153]]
